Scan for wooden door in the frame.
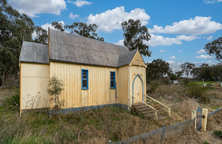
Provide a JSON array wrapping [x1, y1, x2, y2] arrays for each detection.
[[134, 76, 143, 101]]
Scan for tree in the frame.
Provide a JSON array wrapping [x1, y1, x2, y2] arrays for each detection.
[[51, 21, 65, 32], [180, 62, 195, 79], [204, 37, 222, 63], [121, 19, 151, 57], [0, 0, 35, 82], [46, 75, 65, 116], [34, 26, 48, 44], [146, 59, 170, 81], [64, 22, 104, 41]]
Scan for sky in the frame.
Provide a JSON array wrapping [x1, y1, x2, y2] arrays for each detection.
[[8, 0, 222, 72]]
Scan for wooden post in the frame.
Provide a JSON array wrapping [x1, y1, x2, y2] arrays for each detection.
[[168, 108, 171, 117], [155, 110, 158, 120], [191, 110, 196, 129], [202, 108, 208, 131]]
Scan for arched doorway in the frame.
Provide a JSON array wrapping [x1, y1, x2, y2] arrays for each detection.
[[132, 74, 144, 104]]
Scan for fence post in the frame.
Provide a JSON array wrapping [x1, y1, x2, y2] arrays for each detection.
[[109, 140, 111, 144], [191, 110, 196, 129], [202, 108, 208, 131], [162, 124, 165, 137]]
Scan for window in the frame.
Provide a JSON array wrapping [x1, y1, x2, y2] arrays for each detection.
[[82, 69, 88, 89], [110, 71, 115, 89]]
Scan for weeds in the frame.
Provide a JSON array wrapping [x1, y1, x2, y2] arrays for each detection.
[[2, 87, 20, 111], [214, 130, 222, 138]]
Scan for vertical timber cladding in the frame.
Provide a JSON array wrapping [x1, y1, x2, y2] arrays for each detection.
[[50, 62, 117, 109], [117, 65, 129, 105], [20, 63, 50, 110], [130, 66, 146, 102]]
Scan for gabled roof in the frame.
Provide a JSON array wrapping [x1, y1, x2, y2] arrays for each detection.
[[19, 41, 48, 64], [19, 29, 146, 67], [49, 29, 129, 67], [118, 49, 138, 67]]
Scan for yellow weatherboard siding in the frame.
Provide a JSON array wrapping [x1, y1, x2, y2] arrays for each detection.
[[50, 62, 117, 108], [20, 63, 50, 110], [117, 65, 129, 105], [130, 50, 147, 67]]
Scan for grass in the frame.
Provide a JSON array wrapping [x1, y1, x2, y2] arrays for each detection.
[[194, 81, 218, 85]]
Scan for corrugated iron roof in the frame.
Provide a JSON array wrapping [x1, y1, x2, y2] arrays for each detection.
[[19, 41, 49, 64], [19, 29, 145, 67], [49, 29, 130, 67]]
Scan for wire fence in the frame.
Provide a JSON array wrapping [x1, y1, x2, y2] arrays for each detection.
[[113, 108, 222, 144]]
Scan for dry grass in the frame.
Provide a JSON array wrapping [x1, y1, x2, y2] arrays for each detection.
[[0, 88, 15, 105]]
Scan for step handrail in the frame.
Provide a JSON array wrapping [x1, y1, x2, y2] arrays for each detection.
[[146, 95, 171, 116], [132, 96, 156, 111], [146, 95, 171, 109]]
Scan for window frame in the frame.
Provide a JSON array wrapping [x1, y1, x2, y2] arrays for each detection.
[[81, 69, 88, 90], [110, 71, 116, 89]]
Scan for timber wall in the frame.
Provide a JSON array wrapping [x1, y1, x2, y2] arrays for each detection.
[[20, 63, 50, 110], [50, 62, 118, 108]]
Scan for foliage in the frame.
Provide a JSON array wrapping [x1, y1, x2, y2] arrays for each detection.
[[46, 75, 65, 115], [203, 141, 210, 144], [2, 87, 20, 110], [186, 83, 209, 103], [150, 81, 159, 93], [51, 21, 65, 32], [64, 22, 104, 41], [0, 0, 35, 82], [180, 62, 195, 79], [204, 37, 222, 63], [121, 19, 151, 57], [183, 79, 190, 85], [192, 63, 222, 81], [214, 130, 222, 138], [33, 26, 48, 44], [146, 59, 171, 81]]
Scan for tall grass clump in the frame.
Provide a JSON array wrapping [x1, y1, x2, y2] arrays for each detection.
[[150, 81, 159, 93], [2, 87, 20, 111], [186, 83, 210, 103]]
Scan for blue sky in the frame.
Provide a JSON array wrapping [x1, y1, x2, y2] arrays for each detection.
[[9, 0, 222, 72]]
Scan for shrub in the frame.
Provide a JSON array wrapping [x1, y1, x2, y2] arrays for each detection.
[[183, 79, 190, 85], [150, 81, 159, 93], [214, 130, 222, 138], [186, 83, 209, 103], [46, 75, 65, 116], [2, 87, 20, 110]]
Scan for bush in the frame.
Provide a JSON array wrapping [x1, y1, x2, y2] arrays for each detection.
[[150, 81, 159, 93], [183, 79, 190, 85], [2, 87, 20, 110], [186, 83, 209, 103], [214, 130, 222, 138]]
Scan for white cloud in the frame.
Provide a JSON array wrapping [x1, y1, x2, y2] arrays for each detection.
[[177, 62, 181, 65], [193, 61, 200, 64], [67, 0, 92, 7], [147, 34, 181, 47], [176, 35, 201, 41], [206, 35, 213, 40], [178, 50, 182, 52], [196, 55, 213, 59], [196, 49, 206, 54], [160, 50, 166, 52], [205, 60, 215, 64], [149, 16, 222, 35], [114, 40, 124, 46], [166, 61, 176, 64], [87, 6, 150, 33], [115, 34, 201, 47], [204, 0, 222, 4], [170, 56, 176, 59], [32, 21, 65, 38], [9, 0, 66, 17], [69, 12, 79, 19]]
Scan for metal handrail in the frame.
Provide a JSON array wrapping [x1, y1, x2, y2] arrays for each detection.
[[132, 96, 156, 111]]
